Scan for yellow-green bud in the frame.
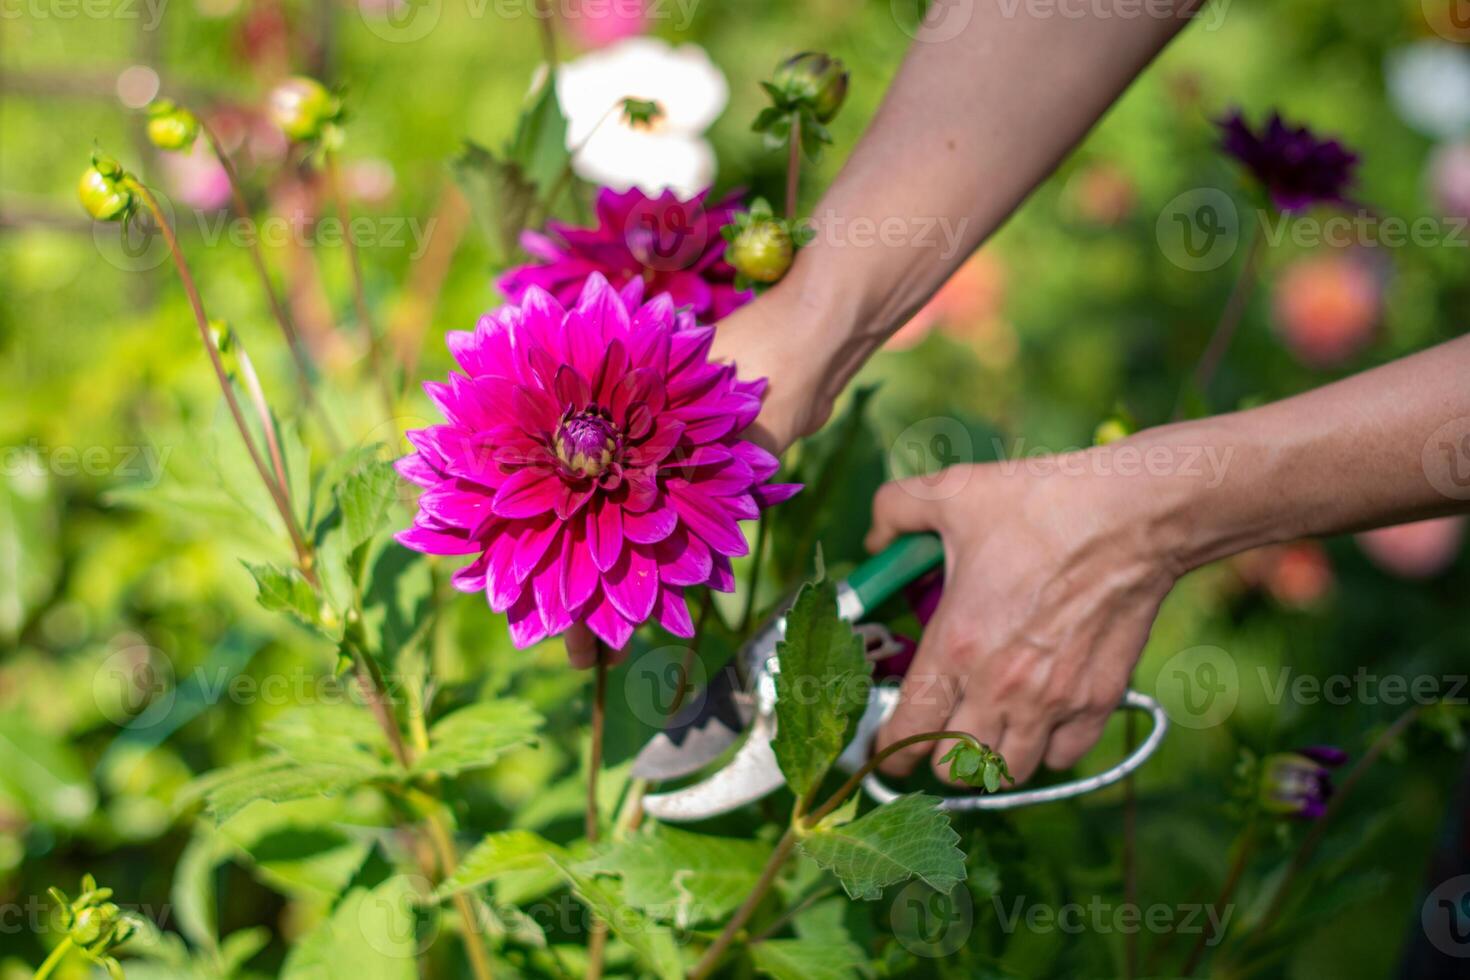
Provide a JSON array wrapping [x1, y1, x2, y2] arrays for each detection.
[[1092, 417, 1134, 446], [772, 52, 849, 124], [729, 220, 794, 284], [146, 99, 200, 152], [78, 155, 134, 222], [268, 76, 341, 142]]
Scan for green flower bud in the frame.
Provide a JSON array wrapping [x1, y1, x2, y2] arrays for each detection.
[[1092, 417, 1133, 446], [268, 76, 341, 142], [78, 155, 134, 222], [70, 903, 118, 947], [772, 52, 849, 123], [146, 99, 200, 152], [729, 219, 794, 284]]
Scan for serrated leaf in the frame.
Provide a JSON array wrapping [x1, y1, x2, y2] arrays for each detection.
[[436, 830, 566, 900], [243, 561, 327, 634], [584, 826, 771, 925], [281, 878, 417, 980], [798, 793, 965, 900], [412, 700, 543, 777], [552, 859, 683, 980], [508, 75, 570, 191], [336, 459, 398, 553], [752, 937, 864, 980], [183, 756, 388, 824], [771, 577, 869, 798]]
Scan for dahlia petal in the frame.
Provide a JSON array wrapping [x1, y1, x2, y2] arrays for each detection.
[[506, 589, 551, 648], [623, 467, 659, 512], [628, 323, 672, 379], [655, 529, 712, 587], [588, 499, 623, 572], [669, 326, 716, 376], [625, 419, 685, 467], [419, 481, 493, 529], [731, 441, 781, 483], [576, 273, 632, 342], [670, 483, 749, 557], [396, 521, 479, 555], [450, 552, 491, 593], [605, 545, 659, 623], [561, 520, 600, 611], [395, 452, 440, 488], [511, 384, 561, 436], [707, 554, 737, 592], [593, 339, 630, 406], [533, 558, 574, 635], [584, 594, 635, 650], [632, 293, 677, 337], [512, 515, 561, 582], [668, 404, 737, 443], [692, 456, 757, 497], [554, 480, 595, 521], [518, 285, 569, 344], [653, 586, 695, 638], [554, 364, 592, 411], [563, 309, 607, 380], [726, 493, 760, 522], [753, 483, 803, 507], [623, 504, 677, 544], [491, 466, 560, 519], [486, 531, 527, 613], [618, 276, 646, 309]]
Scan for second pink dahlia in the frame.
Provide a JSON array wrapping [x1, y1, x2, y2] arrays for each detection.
[[397, 273, 798, 649]]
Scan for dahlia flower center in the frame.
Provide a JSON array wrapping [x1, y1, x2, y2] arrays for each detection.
[[555, 410, 618, 478]]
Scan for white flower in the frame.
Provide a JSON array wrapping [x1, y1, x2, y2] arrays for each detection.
[[1386, 41, 1470, 140], [556, 37, 728, 197]]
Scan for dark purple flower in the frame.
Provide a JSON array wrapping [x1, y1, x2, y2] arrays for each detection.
[[1217, 110, 1359, 212], [1260, 745, 1347, 820]]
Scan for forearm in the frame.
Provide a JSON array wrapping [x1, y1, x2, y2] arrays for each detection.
[[1138, 334, 1470, 572], [777, 0, 1205, 395]]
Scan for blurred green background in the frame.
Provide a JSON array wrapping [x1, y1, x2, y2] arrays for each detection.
[[3, 0, 1470, 977]]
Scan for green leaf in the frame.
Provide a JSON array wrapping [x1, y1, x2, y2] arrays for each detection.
[[508, 75, 570, 191], [171, 828, 232, 954], [938, 740, 1013, 791], [752, 937, 864, 980], [771, 576, 869, 798], [551, 859, 683, 980], [281, 877, 418, 980], [336, 459, 399, 554], [583, 825, 772, 925], [183, 755, 388, 824], [452, 141, 538, 264], [798, 793, 966, 900], [243, 561, 327, 634], [436, 830, 566, 900], [412, 700, 543, 777]]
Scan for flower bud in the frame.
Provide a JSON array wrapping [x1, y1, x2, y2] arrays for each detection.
[[268, 76, 340, 142], [145, 99, 199, 152], [1259, 745, 1346, 820], [78, 154, 134, 222], [729, 219, 794, 284], [69, 903, 119, 947], [1093, 415, 1135, 446], [772, 52, 849, 123]]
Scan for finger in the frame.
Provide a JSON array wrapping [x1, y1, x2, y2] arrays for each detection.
[[564, 623, 598, 669], [928, 696, 1005, 787], [995, 718, 1049, 786], [865, 476, 949, 554], [876, 602, 966, 777], [1043, 712, 1111, 771]]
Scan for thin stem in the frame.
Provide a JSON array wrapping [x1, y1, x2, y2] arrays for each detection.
[[322, 150, 396, 421], [533, 0, 558, 68], [805, 730, 980, 827], [1180, 815, 1258, 976], [738, 518, 769, 635], [32, 938, 73, 980], [585, 646, 609, 980], [1251, 706, 1421, 935], [127, 178, 317, 584], [748, 885, 834, 945], [234, 341, 290, 502], [200, 118, 341, 452], [785, 114, 802, 219], [1174, 220, 1265, 421], [422, 807, 497, 980], [688, 826, 799, 980]]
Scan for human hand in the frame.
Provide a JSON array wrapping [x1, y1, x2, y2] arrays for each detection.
[[866, 449, 1186, 783]]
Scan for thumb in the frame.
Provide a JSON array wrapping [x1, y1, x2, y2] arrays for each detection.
[[865, 475, 950, 554]]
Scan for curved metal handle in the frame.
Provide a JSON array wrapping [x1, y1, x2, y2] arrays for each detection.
[[843, 687, 1168, 811]]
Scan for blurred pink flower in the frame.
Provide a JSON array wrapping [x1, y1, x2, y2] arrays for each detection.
[[1430, 143, 1470, 222], [1233, 540, 1334, 608], [1356, 516, 1465, 580], [345, 158, 396, 205], [565, 0, 648, 47], [886, 251, 1007, 350], [162, 140, 231, 210], [396, 273, 799, 649], [1064, 162, 1137, 226], [1271, 253, 1382, 368]]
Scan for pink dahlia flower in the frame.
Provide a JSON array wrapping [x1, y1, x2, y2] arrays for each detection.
[[499, 187, 752, 324], [396, 273, 799, 649]]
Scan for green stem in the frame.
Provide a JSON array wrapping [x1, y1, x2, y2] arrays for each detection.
[[534, 0, 558, 68], [688, 826, 799, 980], [804, 730, 981, 827], [585, 646, 609, 980], [200, 118, 341, 452], [32, 938, 73, 980], [1173, 219, 1265, 421], [1181, 813, 1259, 976], [738, 518, 769, 635]]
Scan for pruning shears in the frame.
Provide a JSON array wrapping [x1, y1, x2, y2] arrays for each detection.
[[635, 534, 1169, 822]]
